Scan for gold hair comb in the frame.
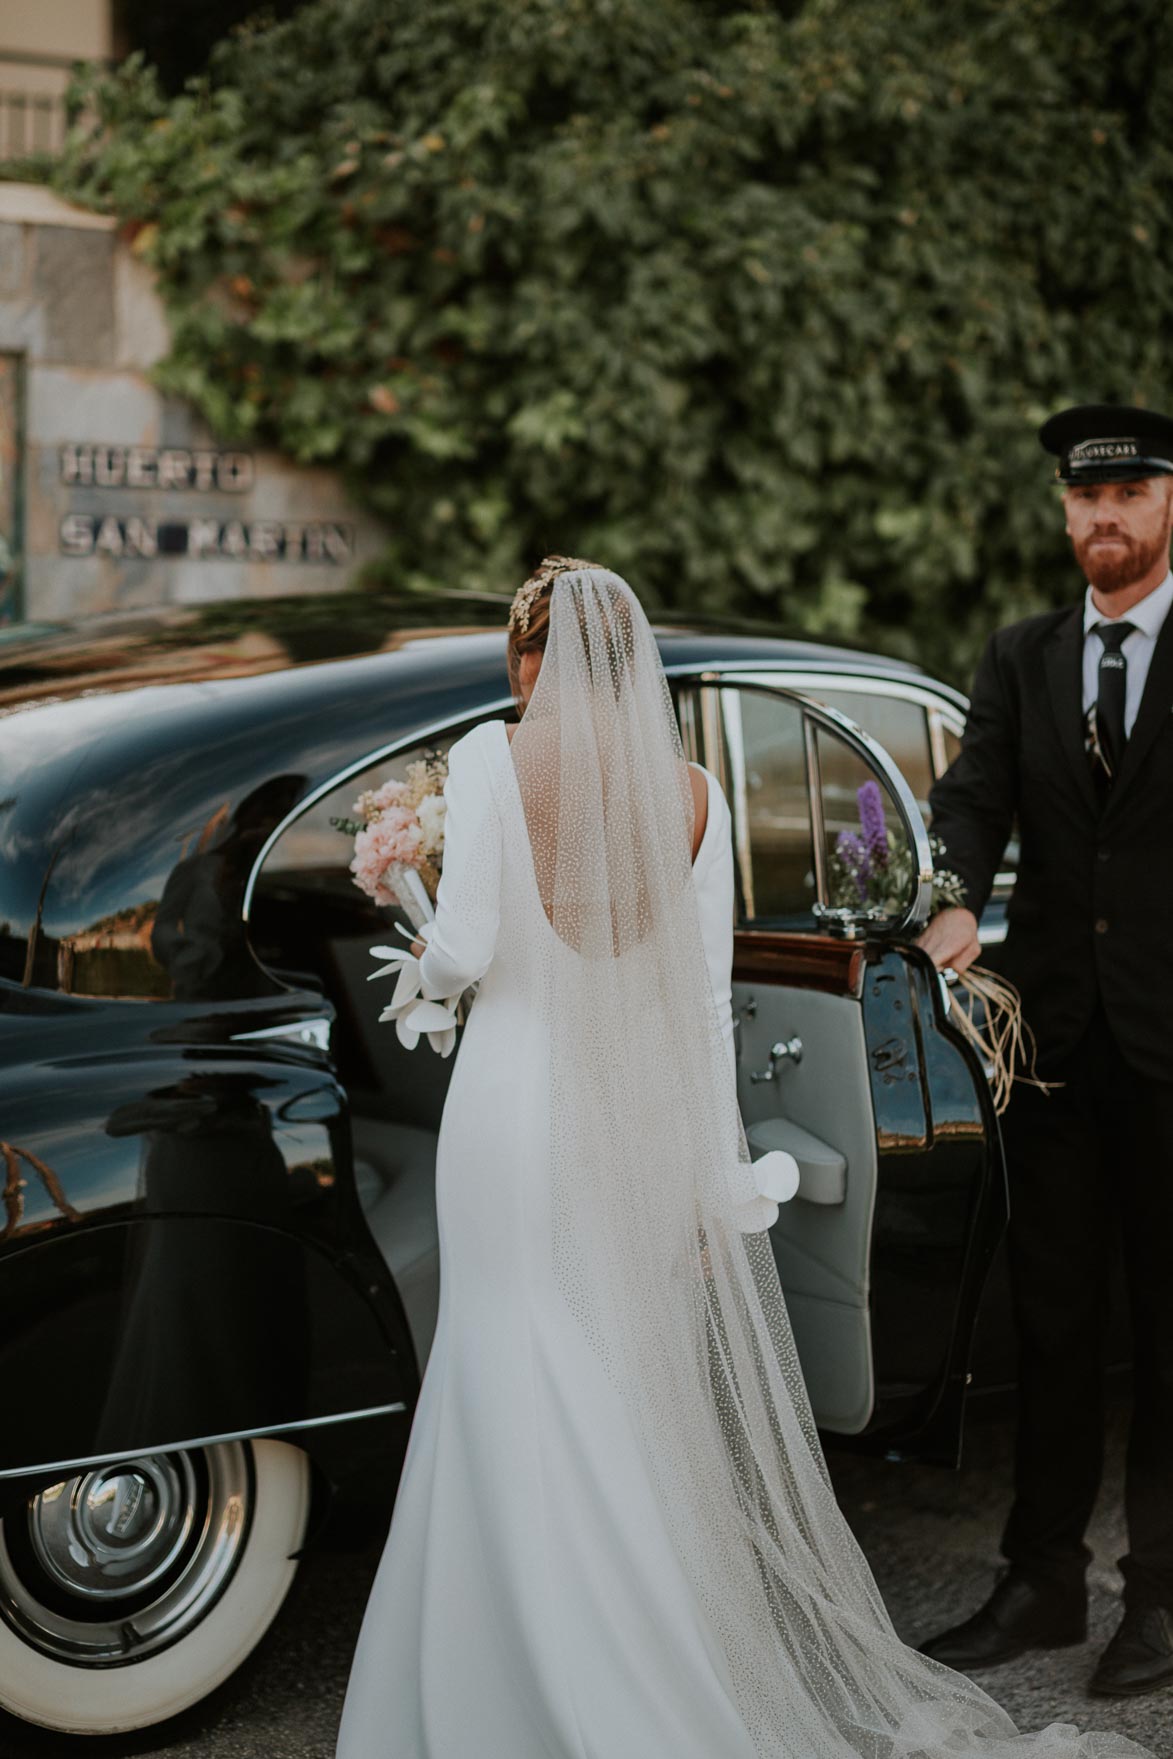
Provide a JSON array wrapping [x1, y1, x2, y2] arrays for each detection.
[[508, 555, 603, 633]]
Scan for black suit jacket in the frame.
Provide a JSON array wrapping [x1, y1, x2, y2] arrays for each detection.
[[927, 599, 1173, 1081]]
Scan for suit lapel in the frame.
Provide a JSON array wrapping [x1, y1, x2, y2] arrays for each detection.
[[1104, 601, 1173, 815], [1044, 606, 1098, 816]]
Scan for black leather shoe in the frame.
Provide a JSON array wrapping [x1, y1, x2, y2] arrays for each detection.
[[1089, 1604, 1173, 1697], [918, 1570, 1087, 1670]]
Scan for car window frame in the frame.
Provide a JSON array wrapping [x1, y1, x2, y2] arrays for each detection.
[[241, 664, 977, 949], [675, 672, 935, 939], [240, 699, 517, 925], [686, 664, 1016, 919]]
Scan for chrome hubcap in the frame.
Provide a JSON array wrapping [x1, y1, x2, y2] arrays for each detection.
[[31, 1455, 195, 1601], [0, 1443, 251, 1664]]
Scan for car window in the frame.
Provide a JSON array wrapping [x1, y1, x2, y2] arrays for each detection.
[[248, 732, 461, 995], [736, 689, 816, 921], [925, 711, 1019, 897], [814, 724, 921, 922], [812, 689, 934, 821], [690, 683, 927, 932], [248, 724, 487, 1130]]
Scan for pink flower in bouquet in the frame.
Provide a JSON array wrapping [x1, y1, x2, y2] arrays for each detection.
[[355, 778, 410, 821], [350, 807, 424, 903]]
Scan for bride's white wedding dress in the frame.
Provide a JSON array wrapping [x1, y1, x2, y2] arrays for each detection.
[[337, 569, 1150, 1759], [338, 722, 761, 1758]]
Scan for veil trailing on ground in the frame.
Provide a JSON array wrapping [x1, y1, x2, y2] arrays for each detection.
[[507, 567, 1148, 1759]]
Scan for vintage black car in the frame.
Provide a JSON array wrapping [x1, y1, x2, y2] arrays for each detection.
[[0, 589, 1014, 1739]]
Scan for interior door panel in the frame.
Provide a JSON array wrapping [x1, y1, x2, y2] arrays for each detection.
[[736, 977, 877, 1434], [745, 1116, 846, 1207]]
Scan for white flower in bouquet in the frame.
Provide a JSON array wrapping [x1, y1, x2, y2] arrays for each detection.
[[416, 793, 447, 857]]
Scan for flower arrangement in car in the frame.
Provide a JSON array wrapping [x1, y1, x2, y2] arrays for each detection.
[[829, 780, 1050, 1113], [829, 780, 967, 920]]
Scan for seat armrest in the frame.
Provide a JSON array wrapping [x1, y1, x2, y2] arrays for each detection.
[[746, 1116, 847, 1206]]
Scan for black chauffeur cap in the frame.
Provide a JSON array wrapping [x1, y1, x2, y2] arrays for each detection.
[[1039, 403, 1173, 484]]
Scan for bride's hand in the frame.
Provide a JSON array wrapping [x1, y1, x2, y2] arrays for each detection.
[[409, 936, 427, 959]]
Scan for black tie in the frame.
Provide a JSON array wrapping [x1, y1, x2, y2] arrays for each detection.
[[1094, 620, 1137, 782]]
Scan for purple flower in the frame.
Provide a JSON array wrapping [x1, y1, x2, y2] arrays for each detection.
[[857, 781, 889, 867], [835, 830, 871, 905]]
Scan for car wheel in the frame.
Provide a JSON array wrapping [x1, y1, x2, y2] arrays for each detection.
[[0, 1438, 310, 1737]]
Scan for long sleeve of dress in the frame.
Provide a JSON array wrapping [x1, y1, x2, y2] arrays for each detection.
[[692, 768, 798, 1227], [418, 725, 503, 1002]]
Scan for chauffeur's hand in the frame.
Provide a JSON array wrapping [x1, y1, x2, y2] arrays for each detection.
[[916, 906, 981, 975]]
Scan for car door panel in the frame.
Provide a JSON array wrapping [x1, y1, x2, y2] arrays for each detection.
[[247, 728, 481, 1379], [675, 676, 1009, 1464], [0, 994, 415, 1493], [860, 945, 1004, 1460], [735, 970, 877, 1435]]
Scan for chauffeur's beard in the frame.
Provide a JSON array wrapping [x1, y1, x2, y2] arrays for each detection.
[[1073, 516, 1173, 594]]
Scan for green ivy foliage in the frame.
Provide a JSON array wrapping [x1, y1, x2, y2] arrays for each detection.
[[54, 0, 1173, 685]]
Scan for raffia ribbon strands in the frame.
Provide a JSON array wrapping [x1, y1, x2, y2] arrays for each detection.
[[946, 965, 1061, 1114]]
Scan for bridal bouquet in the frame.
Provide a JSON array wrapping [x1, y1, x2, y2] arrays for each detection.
[[331, 749, 449, 930], [332, 750, 466, 1056], [830, 781, 1051, 1113]]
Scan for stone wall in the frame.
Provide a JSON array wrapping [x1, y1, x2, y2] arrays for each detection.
[[0, 181, 388, 623]]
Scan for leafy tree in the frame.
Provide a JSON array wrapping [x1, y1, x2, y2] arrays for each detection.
[[55, 0, 1173, 684]]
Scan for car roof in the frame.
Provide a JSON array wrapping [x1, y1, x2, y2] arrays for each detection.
[[0, 586, 928, 811], [0, 588, 922, 708], [0, 589, 929, 978]]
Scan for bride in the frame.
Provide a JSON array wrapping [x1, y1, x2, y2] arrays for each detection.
[[336, 559, 1150, 1759]]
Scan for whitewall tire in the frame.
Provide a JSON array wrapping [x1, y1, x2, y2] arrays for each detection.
[[0, 1439, 311, 1737]]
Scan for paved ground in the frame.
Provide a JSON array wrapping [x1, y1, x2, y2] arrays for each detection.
[[833, 1395, 1172, 1757], [15, 1390, 1171, 1758]]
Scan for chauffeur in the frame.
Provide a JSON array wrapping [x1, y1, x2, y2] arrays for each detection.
[[918, 404, 1173, 1698]]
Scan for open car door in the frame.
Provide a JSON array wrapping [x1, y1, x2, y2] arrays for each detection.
[[674, 674, 1008, 1466]]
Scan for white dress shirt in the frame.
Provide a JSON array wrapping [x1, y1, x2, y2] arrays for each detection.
[[1082, 568, 1173, 736]]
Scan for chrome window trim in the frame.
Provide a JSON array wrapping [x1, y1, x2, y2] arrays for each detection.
[[927, 706, 952, 778], [0, 1402, 407, 1483], [676, 662, 968, 719], [231, 1016, 332, 1051], [697, 684, 727, 789], [718, 688, 755, 919], [677, 689, 700, 763], [716, 667, 970, 779], [804, 711, 829, 904]]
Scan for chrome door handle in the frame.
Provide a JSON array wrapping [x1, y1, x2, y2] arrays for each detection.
[[231, 1015, 332, 1052], [748, 1037, 803, 1083]]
